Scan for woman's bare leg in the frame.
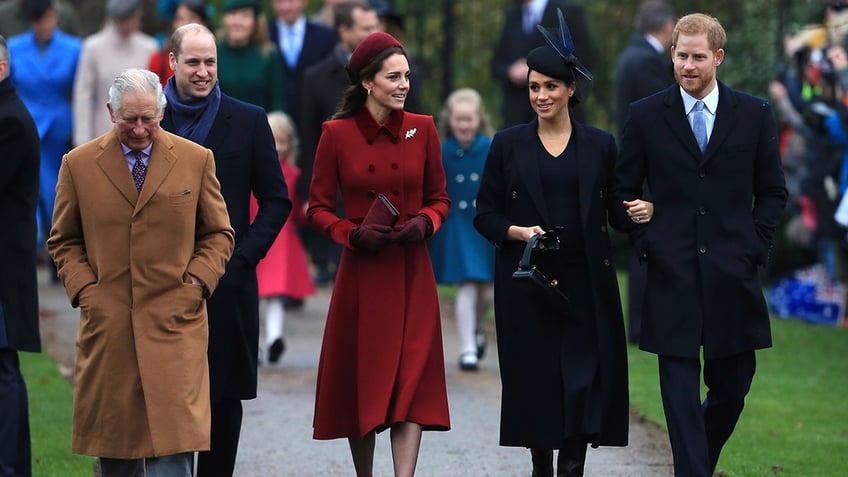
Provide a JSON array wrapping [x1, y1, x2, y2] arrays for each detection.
[[390, 422, 422, 477]]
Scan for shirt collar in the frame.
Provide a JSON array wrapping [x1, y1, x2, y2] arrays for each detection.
[[645, 34, 664, 54], [526, 0, 547, 20], [354, 107, 404, 144], [278, 16, 306, 36], [121, 143, 153, 161], [680, 84, 719, 115]]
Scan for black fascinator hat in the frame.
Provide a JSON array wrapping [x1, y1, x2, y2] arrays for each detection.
[[526, 8, 593, 104]]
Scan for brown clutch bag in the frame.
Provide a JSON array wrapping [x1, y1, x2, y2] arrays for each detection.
[[362, 193, 400, 227]]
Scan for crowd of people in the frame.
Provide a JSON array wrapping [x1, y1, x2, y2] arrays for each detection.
[[0, 0, 798, 476]]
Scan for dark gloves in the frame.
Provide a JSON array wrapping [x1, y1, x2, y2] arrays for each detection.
[[350, 223, 394, 253], [391, 215, 433, 244]]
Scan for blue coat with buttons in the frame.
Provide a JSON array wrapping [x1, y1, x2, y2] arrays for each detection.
[[614, 81, 787, 360], [429, 133, 494, 284]]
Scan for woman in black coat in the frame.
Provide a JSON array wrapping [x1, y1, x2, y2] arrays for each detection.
[[473, 11, 652, 477]]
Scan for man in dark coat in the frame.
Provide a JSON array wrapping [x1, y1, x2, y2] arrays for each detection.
[[614, 0, 676, 344], [490, 0, 595, 127], [268, 0, 337, 131], [0, 34, 41, 477], [161, 24, 291, 476], [614, 14, 787, 477]]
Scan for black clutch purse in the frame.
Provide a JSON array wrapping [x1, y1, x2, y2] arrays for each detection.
[[511, 230, 569, 312]]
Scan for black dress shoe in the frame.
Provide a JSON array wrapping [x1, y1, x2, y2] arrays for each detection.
[[475, 328, 487, 360], [268, 338, 285, 363]]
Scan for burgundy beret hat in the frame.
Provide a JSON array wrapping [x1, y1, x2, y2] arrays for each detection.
[[345, 31, 403, 84]]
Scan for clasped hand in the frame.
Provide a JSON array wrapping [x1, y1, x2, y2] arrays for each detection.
[[350, 215, 432, 253]]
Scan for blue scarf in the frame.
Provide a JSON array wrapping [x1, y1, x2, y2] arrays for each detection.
[[164, 76, 221, 145]]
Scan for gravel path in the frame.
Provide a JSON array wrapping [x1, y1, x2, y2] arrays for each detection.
[[37, 272, 674, 477]]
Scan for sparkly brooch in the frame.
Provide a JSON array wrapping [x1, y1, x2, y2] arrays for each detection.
[[405, 128, 417, 140]]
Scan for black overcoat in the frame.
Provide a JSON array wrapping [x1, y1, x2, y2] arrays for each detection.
[[614, 82, 788, 360], [0, 77, 40, 352], [163, 94, 291, 401], [474, 120, 628, 448]]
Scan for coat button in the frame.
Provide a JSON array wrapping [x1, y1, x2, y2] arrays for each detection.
[[470, 172, 479, 181], [458, 200, 468, 209], [511, 191, 518, 199], [599, 189, 604, 198], [698, 206, 706, 215], [367, 190, 376, 198], [391, 163, 399, 170], [456, 174, 465, 183], [455, 149, 465, 158], [603, 258, 611, 267], [600, 225, 607, 233], [699, 245, 707, 253], [392, 190, 400, 196], [368, 164, 375, 172], [698, 169, 705, 178]]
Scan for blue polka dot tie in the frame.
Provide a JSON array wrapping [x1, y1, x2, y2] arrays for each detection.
[[132, 151, 146, 192]]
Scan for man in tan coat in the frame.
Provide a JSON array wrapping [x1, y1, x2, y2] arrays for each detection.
[[48, 68, 234, 477]]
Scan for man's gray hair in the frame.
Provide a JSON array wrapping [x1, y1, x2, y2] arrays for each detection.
[[108, 69, 167, 114], [635, 0, 676, 34]]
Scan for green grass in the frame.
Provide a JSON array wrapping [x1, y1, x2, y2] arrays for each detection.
[[20, 352, 94, 477], [620, 274, 848, 477]]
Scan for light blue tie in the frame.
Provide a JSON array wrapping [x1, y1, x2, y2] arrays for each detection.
[[284, 28, 299, 68], [692, 100, 708, 154]]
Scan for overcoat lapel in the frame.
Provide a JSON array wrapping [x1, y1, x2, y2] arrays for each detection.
[[202, 101, 232, 150], [515, 120, 553, 227], [702, 82, 739, 165], [574, 124, 599, 229], [661, 88, 702, 160], [134, 132, 177, 214], [95, 132, 138, 207]]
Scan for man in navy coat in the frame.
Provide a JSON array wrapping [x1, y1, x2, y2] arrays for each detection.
[[615, 13, 787, 477], [0, 34, 41, 477], [614, 0, 676, 344], [268, 0, 337, 130], [490, 0, 595, 127], [161, 23, 291, 476]]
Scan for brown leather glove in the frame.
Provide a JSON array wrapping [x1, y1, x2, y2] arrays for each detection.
[[391, 215, 432, 244], [350, 223, 394, 253]]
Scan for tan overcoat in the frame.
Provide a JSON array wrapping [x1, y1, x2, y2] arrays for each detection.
[[47, 129, 234, 458]]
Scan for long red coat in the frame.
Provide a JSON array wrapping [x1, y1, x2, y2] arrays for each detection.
[[307, 108, 451, 439], [251, 162, 314, 299]]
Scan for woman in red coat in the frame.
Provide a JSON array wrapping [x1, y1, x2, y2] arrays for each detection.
[[307, 32, 450, 476]]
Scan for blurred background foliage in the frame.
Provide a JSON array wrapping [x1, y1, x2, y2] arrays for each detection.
[[115, 0, 830, 131]]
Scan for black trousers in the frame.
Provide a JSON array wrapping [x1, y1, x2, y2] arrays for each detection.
[[196, 398, 243, 477], [529, 437, 587, 477], [658, 352, 756, 477], [0, 349, 31, 477], [626, 252, 646, 344]]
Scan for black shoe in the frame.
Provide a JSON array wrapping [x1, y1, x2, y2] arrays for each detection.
[[458, 352, 479, 371], [475, 328, 487, 360], [268, 338, 285, 364], [283, 297, 304, 311]]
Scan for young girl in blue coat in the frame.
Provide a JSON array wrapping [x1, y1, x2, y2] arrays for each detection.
[[429, 88, 495, 371]]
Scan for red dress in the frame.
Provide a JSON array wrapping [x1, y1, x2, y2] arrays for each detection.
[[308, 108, 451, 439], [251, 162, 315, 299]]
